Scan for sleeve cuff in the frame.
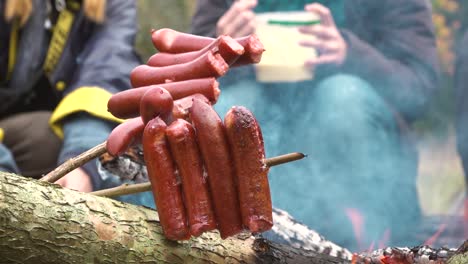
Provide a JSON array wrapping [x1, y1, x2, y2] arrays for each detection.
[[49, 86, 123, 139], [57, 112, 116, 191]]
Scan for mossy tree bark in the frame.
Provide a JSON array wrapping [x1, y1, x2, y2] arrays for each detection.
[[0, 172, 348, 264]]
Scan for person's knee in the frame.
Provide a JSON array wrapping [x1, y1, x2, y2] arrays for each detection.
[[311, 74, 396, 132], [23, 112, 62, 152], [315, 74, 378, 108], [1, 111, 61, 177]]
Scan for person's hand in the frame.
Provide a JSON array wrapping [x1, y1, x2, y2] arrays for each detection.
[[216, 0, 257, 38], [298, 3, 347, 67], [56, 167, 93, 192]]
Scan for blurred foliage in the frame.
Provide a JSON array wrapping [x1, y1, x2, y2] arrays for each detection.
[[135, 0, 196, 62], [432, 0, 467, 75], [414, 0, 467, 137]]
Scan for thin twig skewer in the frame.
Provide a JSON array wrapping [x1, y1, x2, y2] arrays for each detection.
[[40, 142, 108, 183], [91, 152, 306, 198], [39, 140, 305, 198]]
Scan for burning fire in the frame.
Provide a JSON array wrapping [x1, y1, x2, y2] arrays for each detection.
[[345, 208, 391, 252]]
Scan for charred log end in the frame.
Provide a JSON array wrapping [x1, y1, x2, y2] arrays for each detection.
[[253, 238, 271, 254], [455, 240, 468, 255], [253, 238, 280, 263], [252, 237, 349, 264]]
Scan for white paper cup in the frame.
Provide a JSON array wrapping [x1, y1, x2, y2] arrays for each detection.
[[254, 11, 320, 83]]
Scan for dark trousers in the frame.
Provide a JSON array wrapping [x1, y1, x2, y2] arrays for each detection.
[[0, 111, 62, 178]]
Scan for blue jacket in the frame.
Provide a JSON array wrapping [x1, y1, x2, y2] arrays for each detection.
[[0, 0, 140, 135], [0, 0, 140, 190]]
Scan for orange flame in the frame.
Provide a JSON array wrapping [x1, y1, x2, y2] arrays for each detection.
[[345, 207, 365, 251], [378, 229, 391, 249], [424, 223, 447, 246], [367, 240, 375, 253], [345, 208, 392, 253]]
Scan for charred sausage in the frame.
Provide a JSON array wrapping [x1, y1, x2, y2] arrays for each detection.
[[130, 51, 228, 88], [142, 117, 190, 240], [189, 98, 243, 238], [224, 106, 273, 233], [147, 35, 244, 67], [172, 94, 210, 121], [106, 117, 145, 156], [107, 78, 220, 119], [232, 34, 265, 66], [139, 86, 174, 124], [166, 119, 217, 236], [151, 28, 214, 53], [150, 29, 264, 67]]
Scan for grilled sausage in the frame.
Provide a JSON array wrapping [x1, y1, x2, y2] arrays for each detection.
[[150, 29, 264, 67], [130, 51, 228, 88], [106, 117, 144, 156], [189, 98, 243, 238], [142, 117, 190, 240], [166, 119, 217, 236], [172, 94, 210, 121], [224, 106, 273, 233], [139, 86, 174, 124], [107, 78, 220, 119], [232, 34, 265, 66], [151, 28, 214, 53], [147, 35, 244, 67]]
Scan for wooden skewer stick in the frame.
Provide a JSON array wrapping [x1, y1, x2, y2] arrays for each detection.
[[91, 182, 153, 198], [91, 152, 306, 198], [39, 140, 305, 198], [40, 142, 108, 183]]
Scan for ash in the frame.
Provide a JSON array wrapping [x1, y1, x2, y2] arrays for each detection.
[[264, 208, 353, 260], [351, 243, 464, 264], [98, 146, 148, 183]]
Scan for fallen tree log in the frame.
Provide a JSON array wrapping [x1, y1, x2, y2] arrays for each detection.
[[0, 172, 348, 264]]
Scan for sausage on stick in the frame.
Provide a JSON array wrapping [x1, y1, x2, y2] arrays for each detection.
[[189, 98, 243, 238], [143, 117, 190, 240], [107, 78, 220, 119], [147, 35, 244, 67], [139, 86, 174, 124], [166, 119, 217, 236], [106, 117, 145, 156], [224, 106, 273, 233], [130, 51, 228, 88], [150, 28, 264, 66]]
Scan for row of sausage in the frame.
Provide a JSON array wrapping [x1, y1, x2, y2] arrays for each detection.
[[104, 29, 273, 240]]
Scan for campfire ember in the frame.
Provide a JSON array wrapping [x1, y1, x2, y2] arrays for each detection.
[[351, 240, 467, 264], [98, 145, 147, 183]]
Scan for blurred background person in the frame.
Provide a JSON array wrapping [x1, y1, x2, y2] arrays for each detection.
[[0, 0, 140, 193], [191, 0, 439, 251]]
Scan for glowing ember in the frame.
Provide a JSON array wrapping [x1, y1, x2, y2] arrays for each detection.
[[351, 242, 466, 264]]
